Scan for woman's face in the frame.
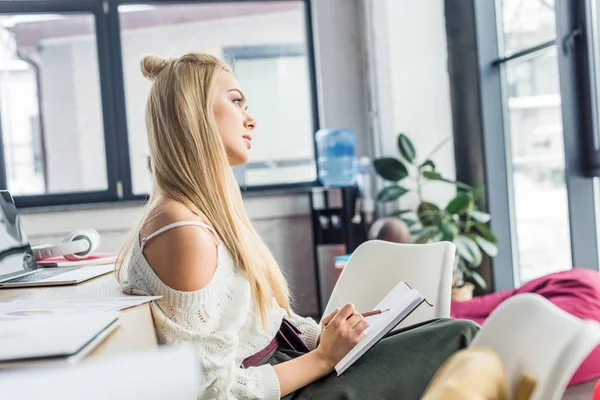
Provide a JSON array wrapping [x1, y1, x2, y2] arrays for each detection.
[[212, 71, 256, 166]]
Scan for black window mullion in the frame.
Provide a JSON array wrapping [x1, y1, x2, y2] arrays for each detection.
[[95, 1, 121, 202], [107, 0, 134, 200], [554, 0, 600, 271]]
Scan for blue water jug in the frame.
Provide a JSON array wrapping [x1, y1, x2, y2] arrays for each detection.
[[315, 129, 357, 187]]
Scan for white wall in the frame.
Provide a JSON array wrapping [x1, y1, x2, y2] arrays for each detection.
[[383, 0, 456, 208]]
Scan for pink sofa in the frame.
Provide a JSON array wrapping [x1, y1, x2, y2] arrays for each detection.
[[451, 268, 600, 386]]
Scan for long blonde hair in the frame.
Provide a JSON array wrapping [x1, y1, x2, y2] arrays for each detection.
[[116, 52, 290, 323]]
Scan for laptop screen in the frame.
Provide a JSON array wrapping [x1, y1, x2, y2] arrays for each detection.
[[0, 191, 37, 279]]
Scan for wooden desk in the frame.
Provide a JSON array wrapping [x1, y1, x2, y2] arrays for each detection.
[[0, 273, 158, 362]]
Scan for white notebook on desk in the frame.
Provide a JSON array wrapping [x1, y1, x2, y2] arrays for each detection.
[[0, 312, 120, 368], [335, 281, 426, 376]]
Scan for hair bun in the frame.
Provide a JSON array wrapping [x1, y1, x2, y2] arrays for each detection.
[[141, 55, 170, 80]]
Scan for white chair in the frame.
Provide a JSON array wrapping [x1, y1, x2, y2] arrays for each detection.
[[469, 293, 600, 400], [321, 240, 455, 329]]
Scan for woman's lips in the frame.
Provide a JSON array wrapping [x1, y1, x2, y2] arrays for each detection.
[[243, 135, 252, 149]]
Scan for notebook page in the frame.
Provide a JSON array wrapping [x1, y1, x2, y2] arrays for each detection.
[[335, 282, 423, 375]]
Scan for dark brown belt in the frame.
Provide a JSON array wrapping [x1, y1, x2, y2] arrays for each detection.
[[242, 319, 311, 368]]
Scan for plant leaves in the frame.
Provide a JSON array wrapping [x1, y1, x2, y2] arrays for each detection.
[[401, 218, 418, 228], [421, 171, 473, 191], [376, 185, 409, 202], [440, 221, 459, 242], [420, 159, 436, 170], [463, 268, 488, 291], [473, 186, 485, 202], [454, 235, 482, 266], [414, 226, 438, 244], [417, 202, 442, 226], [390, 209, 413, 217], [422, 170, 443, 180], [445, 192, 473, 215], [475, 235, 498, 257], [409, 227, 423, 236], [373, 158, 409, 181], [474, 222, 498, 243], [398, 134, 416, 163], [468, 209, 491, 223]]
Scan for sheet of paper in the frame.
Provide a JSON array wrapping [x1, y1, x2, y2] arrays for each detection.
[[0, 345, 203, 400], [335, 282, 423, 375], [362, 282, 413, 337], [0, 296, 161, 321]]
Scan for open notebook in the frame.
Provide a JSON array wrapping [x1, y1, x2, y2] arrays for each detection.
[[335, 281, 426, 375]]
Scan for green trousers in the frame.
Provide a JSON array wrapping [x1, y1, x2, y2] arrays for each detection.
[[267, 318, 479, 400]]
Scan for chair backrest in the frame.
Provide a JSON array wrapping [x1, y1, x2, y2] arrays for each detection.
[[470, 293, 600, 400], [321, 240, 455, 328]]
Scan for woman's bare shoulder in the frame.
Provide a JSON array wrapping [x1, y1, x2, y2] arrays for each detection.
[[141, 199, 219, 292]]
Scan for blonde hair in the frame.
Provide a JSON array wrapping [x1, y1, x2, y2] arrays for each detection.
[[116, 52, 290, 324]]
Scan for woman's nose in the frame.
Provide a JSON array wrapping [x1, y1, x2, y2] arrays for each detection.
[[245, 114, 256, 130]]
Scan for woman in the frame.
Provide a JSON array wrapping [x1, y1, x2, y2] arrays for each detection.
[[117, 52, 479, 399]]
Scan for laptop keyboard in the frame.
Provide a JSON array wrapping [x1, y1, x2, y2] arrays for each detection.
[[2, 267, 79, 284]]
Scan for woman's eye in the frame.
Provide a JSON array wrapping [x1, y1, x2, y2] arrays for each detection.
[[233, 98, 243, 106]]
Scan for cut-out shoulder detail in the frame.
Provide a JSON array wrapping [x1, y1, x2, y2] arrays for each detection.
[[141, 221, 218, 252], [121, 218, 322, 399]]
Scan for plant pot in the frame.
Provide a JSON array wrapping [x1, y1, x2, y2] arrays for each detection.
[[452, 282, 475, 302]]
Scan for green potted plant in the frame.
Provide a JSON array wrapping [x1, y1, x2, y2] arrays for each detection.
[[372, 133, 498, 295]]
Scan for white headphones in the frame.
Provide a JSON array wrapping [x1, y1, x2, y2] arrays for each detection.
[[32, 229, 101, 261]]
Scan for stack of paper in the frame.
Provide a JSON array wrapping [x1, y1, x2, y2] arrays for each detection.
[[0, 296, 161, 321]]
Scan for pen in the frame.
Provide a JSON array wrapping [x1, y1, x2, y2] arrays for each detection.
[[323, 308, 391, 327], [361, 309, 390, 318]]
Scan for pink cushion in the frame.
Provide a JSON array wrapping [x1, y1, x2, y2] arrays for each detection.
[[451, 268, 600, 386], [594, 379, 600, 400]]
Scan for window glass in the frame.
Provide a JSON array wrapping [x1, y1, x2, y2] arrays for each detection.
[[118, 2, 316, 194], [498, 0, 557, 56], [502, 47, 572, 283], [0, 13, 107, 195]]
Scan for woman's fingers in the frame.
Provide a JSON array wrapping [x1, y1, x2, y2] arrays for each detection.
[[330, 304, 356, 327], [345, 313, 362, 329], [322, 308, 339, 326], [352, 318, 369, 334]]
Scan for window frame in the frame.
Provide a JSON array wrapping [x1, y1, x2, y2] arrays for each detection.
[[446, 0, 600, 291], [0, 0, 321, 207], [0, 0, 122, 207]]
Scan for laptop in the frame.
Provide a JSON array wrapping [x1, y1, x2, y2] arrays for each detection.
[[0, 312, 120, 368], [0, 191, 113, 289]]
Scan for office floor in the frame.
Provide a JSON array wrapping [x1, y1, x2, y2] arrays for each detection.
[[562, 378, 597, 399]]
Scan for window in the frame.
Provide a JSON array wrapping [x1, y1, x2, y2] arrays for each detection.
[[116, 1, 316, 194], [497, 0, 573, 283], [502, 49, 572, 283], [0, 13, 107, 196], [0, 0, 318, 206], [448, 0, 600, 290]]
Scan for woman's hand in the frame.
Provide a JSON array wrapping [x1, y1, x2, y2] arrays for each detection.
[[273, 304, 368, 396], [314, 304, 369, 370]]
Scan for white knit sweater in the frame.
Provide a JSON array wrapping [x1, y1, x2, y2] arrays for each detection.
[[121, 222, 322, 400]]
